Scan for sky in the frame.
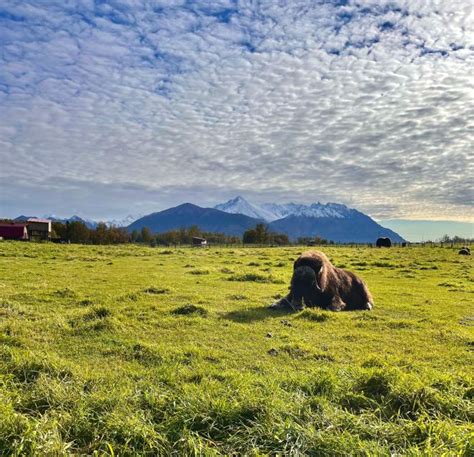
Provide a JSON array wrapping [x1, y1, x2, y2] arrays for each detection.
[[0, 0, 473, 222], [379, 219, 473, 242]]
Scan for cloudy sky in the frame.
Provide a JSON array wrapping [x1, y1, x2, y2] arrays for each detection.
[[0, 0, 473, 221]]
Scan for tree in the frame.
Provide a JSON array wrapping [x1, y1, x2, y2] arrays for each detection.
[[255, 223, 269, 244], [270, 233, 289, 245], [52, 222, 67, 240], [130, 230, 139, 243], [141, 227, 153, 243], [67, 221, 90, 243], [296, 236, 329, 245], [188, 225, 201, 239], [243, 228, 257, 244], [92, 222, 108, 244], [244, 224, 280, 244], [107, 226, 129, 244]]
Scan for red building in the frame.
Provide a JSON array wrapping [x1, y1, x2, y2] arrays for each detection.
[[0, 223, 28, 240]]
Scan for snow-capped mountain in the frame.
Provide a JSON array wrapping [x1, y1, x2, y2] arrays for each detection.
[[213, 196, 404, 242], [261, 202, 351, 220], [214, 196, 271, 221], [48, 215, 98, 229], [12, 198, 404, 243], [25, 214, 142, 228], [106, 214, 142, 227], [15, 214, 99, 229], [215, 197, 352, 222], [128, 203, 258, 236]]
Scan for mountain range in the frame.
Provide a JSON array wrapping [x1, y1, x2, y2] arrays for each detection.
[[12, 200, 472, 242], [14, 214, 139, 230], [12, 197, 406, 243], [127, 203, 260, 237], [216, 196, 357, 222], [14, 215, 98, 229], [128, 197, 404, 243]]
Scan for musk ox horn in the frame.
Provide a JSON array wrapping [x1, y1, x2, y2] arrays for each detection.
[[314, 266, 323, 291]]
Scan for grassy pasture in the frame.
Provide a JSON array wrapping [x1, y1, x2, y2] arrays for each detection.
[[0, 242, 472, 455]]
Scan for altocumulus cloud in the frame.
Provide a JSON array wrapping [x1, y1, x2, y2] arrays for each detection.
[[0, 0, 473, 220]]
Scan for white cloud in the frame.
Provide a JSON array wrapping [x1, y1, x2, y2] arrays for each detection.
[[0, 0, 473, 220]]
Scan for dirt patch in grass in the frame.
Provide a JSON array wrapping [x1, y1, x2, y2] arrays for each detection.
[[188, 269, 210, 275], [68, 306, 112, 332], [228, 294, 248, 300], [172, 304, 208, 317], [228, 273, 284, 284], [143, 287, 169, 294], [54, 288, 77, 298]]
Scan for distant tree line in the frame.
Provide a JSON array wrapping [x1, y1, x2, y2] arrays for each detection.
[[242, 223, 289, 245], [2, 219, 334, 246], [130, 225, 241, 246], [438, 234, 473, 244], [51, 221, 292, 246], [296, 236, 333, 245], [52, 221, 129, 244], [51, 222, 242, 245]]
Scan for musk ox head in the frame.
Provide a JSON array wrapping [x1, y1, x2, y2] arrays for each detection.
[[289, 264, 325, 309], [291, 265, 318, 296]]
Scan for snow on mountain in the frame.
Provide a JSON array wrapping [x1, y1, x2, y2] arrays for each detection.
[[214, 196, 272, 221], [40, 214, 142, 228], [261, 202, 350, 220], [257, 203, 298, 220], [43, 215, 98, 229], [214, 197, 405, 242], [106, 215, 142, 227], [215, 197, 352, 222], [128, 203, 258, 236]]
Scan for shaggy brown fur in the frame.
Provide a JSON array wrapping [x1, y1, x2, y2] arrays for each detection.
[[269, 250, 374, 312]]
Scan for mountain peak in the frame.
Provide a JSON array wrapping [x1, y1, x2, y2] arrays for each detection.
[[214, 197, 269, 221], [212, 197, 404, 241], [128, 202, 260, 236], [215, 197, 354, 222]]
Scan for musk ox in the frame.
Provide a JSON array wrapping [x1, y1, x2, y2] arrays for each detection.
[[376, 237, 392, 248], [459, 247, 471, 255], [269, 251, 373, 312]]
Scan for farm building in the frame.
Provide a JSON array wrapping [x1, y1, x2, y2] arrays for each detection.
[[27, 218, 52, 241], [0, 223, 28, 240], [192, 236, 207, 247]]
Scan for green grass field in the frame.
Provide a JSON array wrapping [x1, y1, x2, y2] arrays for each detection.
[[0, 242, 472, 455]]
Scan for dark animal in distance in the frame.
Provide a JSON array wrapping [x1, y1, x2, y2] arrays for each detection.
[[458, 247, 470, 255], [269, 251, 374, 312], [376, 237, 392, 248]]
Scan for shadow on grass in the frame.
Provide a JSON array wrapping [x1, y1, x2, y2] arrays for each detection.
[[221, 306, 290, 323]]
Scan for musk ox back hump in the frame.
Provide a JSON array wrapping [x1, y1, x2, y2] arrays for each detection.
[[376, 237, 392, 248]]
